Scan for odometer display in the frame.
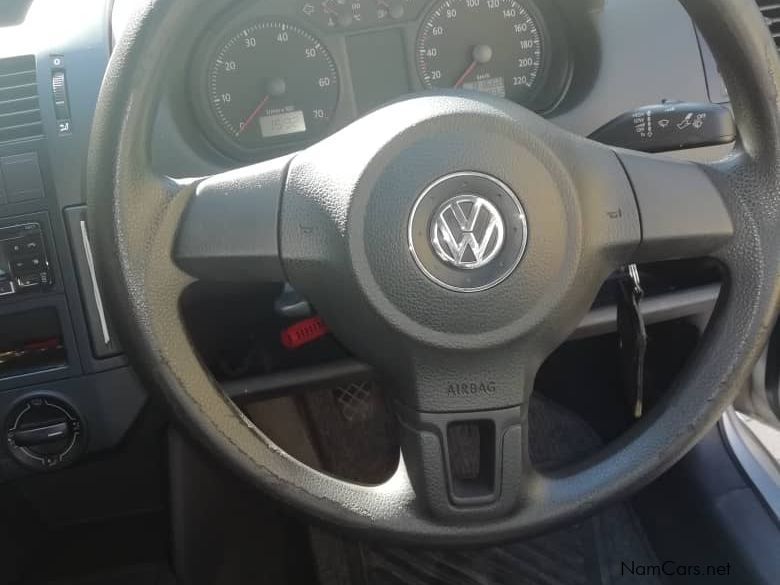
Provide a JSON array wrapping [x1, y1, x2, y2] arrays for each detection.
[[417, 0, 545, 104], [205, 21, 338, 152]]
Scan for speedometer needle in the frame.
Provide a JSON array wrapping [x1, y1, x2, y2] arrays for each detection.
[[238, 95, 270, 136], [453, 61, 478, 89], [453, 44, 494, 89]]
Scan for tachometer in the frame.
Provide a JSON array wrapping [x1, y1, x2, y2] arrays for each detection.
[[416, 0, 545, 104], [204, 20, 339, 153]]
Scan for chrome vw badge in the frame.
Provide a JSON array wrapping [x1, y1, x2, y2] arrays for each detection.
[[430, 195, 505, 269], [408, 172, 528, 293]]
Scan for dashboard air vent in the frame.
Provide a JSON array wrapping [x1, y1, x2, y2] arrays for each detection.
[[758, 1, 780, 50], [0, 55, 43, 145]]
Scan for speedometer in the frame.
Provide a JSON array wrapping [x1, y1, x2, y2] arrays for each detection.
[[416, 0, 545, 104], [203, 20, 338, 154]]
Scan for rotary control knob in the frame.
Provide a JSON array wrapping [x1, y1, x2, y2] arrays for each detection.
[[4, 395, 85, 471]]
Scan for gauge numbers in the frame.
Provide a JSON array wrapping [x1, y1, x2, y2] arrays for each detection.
[[206, 21, 339, 152], [417, 0, 545, 104]]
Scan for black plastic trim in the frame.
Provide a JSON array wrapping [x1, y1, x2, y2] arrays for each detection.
[[221, 358, 372, 402], [222, 284, 720, 403]]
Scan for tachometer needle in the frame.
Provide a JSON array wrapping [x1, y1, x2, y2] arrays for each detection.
[[453, 44, 494, 89], [238, 95, 270, 136]]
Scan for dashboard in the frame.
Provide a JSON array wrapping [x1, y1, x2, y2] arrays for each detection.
[[188, 0, 575, 160], [5, 2, 780, 578], [132, 0, 727, 178], [0, 0, 733, 489]]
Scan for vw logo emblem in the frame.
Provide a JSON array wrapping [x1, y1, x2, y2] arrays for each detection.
[[430, 195, 506, 269], [408, 172, 528, 293]]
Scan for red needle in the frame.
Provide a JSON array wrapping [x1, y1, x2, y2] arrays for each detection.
[[238, 95, 270, 136], [453, 60, 478, 89]]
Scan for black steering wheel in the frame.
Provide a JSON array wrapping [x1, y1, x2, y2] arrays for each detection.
[[87, 0, 780, 545]]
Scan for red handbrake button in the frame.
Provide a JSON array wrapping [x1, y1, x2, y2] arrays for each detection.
[[281, 316, 329, 350]]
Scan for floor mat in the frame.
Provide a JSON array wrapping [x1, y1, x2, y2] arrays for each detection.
[[33, 564, 175, 585], [355, 397, 664, 585]]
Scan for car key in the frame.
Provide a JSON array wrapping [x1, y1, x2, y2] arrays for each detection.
[[617, 264, 648, 418]]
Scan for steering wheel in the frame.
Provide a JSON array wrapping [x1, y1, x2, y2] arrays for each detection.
[[87, 0, 780, 545]]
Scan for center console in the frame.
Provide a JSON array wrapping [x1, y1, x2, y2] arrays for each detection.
[[0, 221, 53, 296], [0, 0, 147, 484]]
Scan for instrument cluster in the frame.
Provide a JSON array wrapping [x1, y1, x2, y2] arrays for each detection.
[[191, 0, 573, 160]]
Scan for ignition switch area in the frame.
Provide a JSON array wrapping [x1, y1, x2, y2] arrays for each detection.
[[4, 395, 85, 471]]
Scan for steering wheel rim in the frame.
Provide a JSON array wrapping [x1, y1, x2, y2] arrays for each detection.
[[88, 0, 780, 545]]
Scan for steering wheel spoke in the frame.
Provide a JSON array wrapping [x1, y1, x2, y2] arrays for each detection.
[[173, 154, 292, 283], [397, 401, 530, 519], [381, 345, 541, 520], [616, 150, 735, 264]]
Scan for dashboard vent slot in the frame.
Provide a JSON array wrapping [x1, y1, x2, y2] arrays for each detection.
[[758, 1, 780, 50], [0, 55, 43, 145]]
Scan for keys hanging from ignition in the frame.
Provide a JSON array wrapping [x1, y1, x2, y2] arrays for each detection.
[[617, 264, 648, 419]]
